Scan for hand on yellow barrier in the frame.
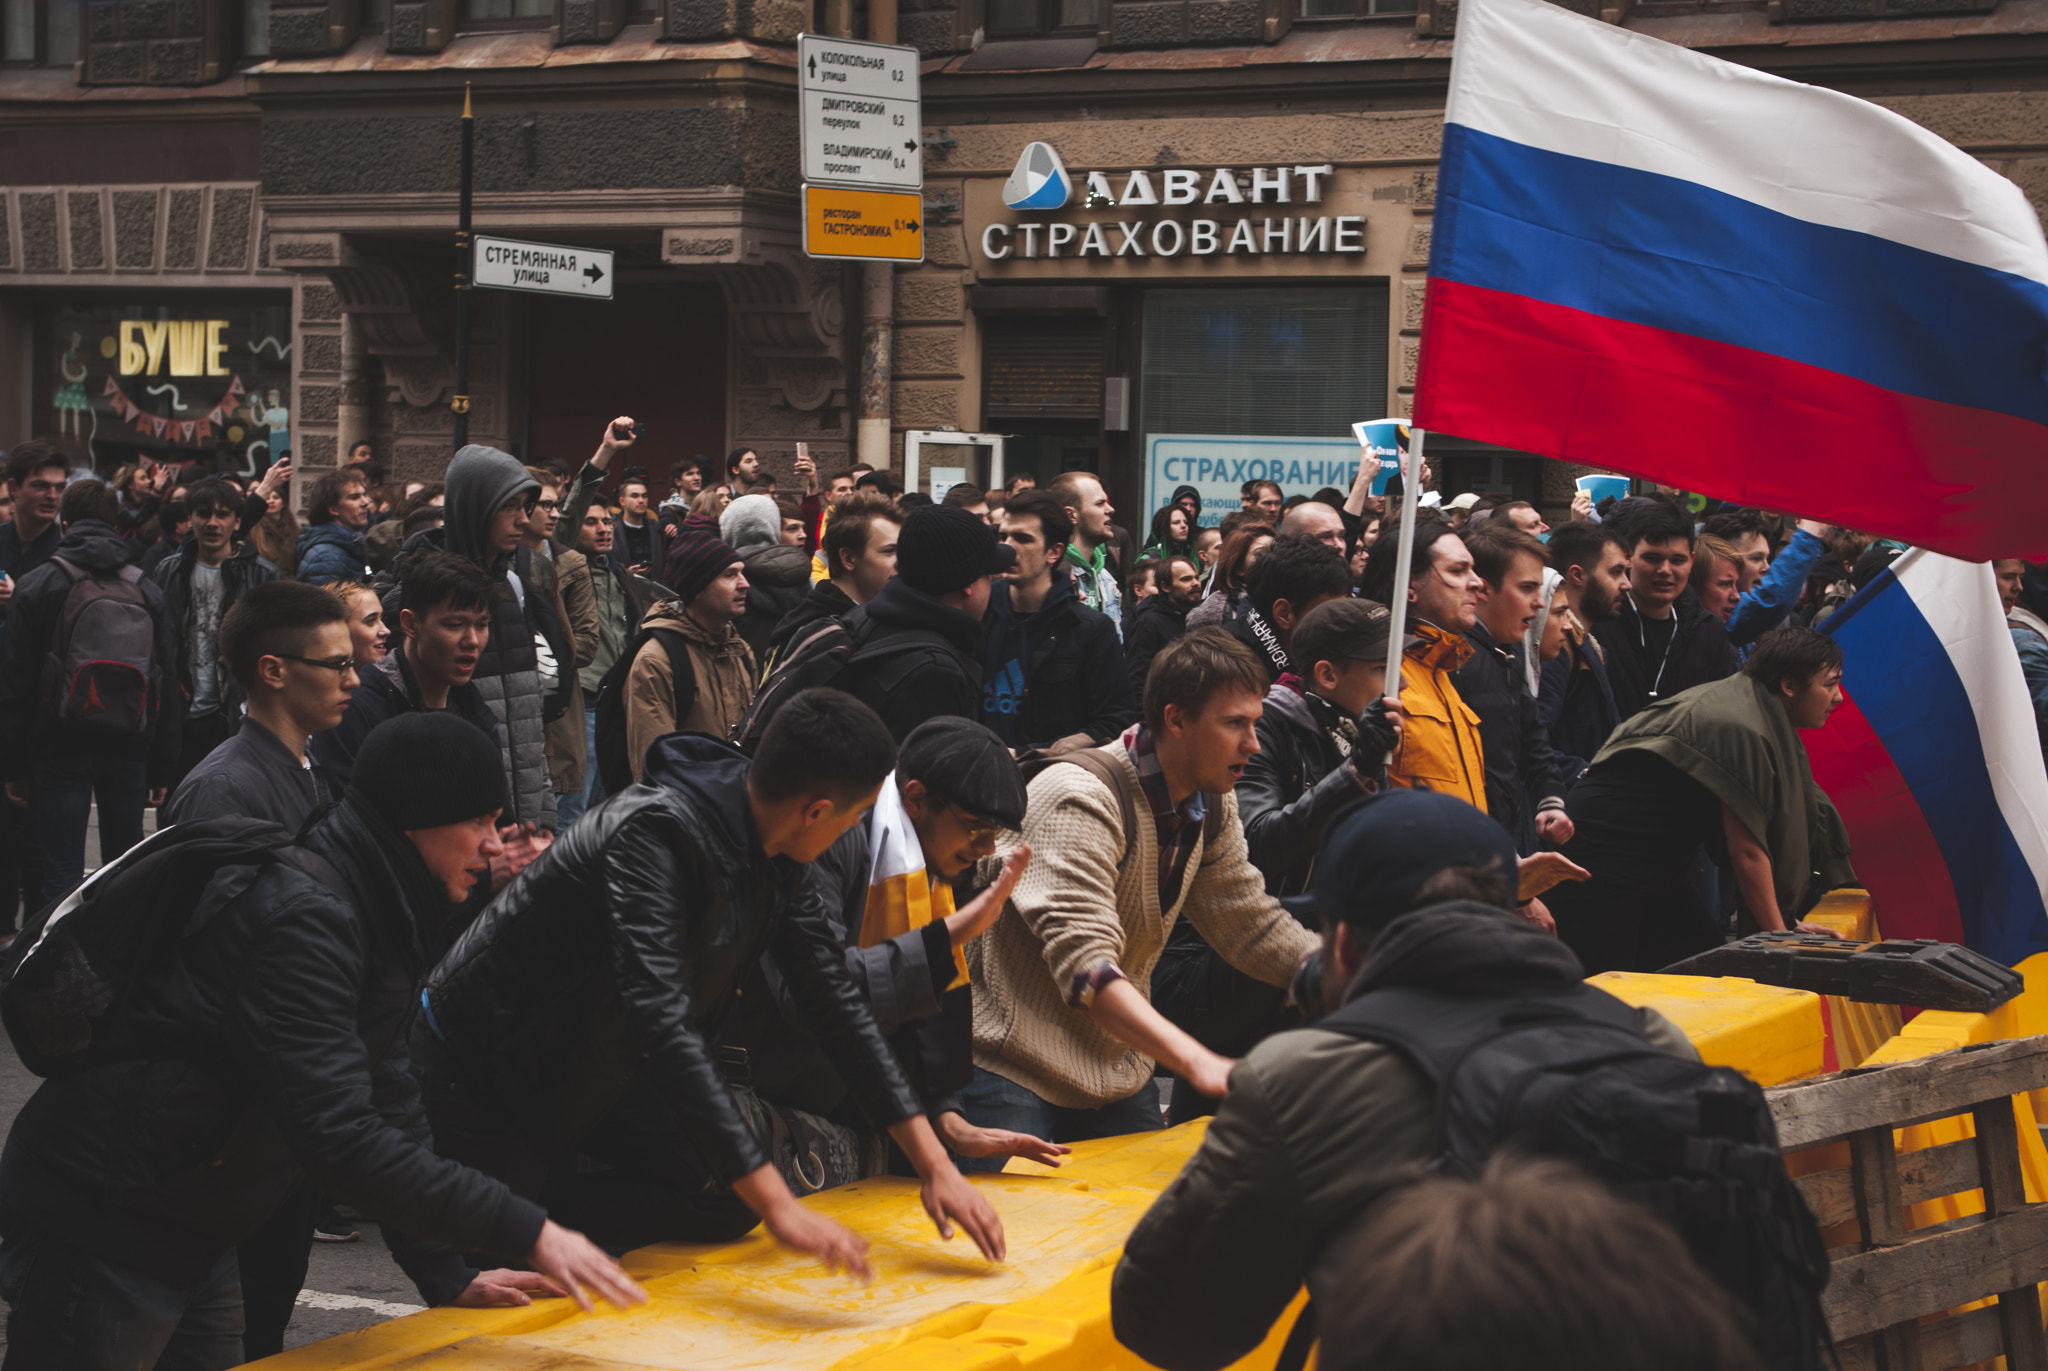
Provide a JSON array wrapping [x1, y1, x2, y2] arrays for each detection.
[[760, 1190, 877, 1283], [451, 1267, 569, 1308], [936, 1109, 1071, 1168], [528, 1218, 648, 1312], [921, 1163, 1007, 1263]]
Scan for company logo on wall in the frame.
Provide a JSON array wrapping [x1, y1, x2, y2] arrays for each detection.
[[1003, 142, 1072, 211], [983, 141, 1364, 263]]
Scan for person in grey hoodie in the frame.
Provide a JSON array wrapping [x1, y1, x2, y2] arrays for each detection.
[[722, 494, 813, 662], [388, 445, 567, 832]]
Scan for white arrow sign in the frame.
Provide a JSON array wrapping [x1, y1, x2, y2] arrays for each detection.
[[798, 33, 922, 193], [473, 235, 615, 300]]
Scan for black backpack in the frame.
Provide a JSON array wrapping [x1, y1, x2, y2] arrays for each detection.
[[590, 625, 696, 795], [0, 817, 298, 1077], [1301, 982, 1832, 1371], [730, 607, 951, 755]]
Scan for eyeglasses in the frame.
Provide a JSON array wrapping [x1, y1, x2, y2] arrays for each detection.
[[947, 805, 1001, 843], [277, 654, 358, 677], [534, 499, 559, 512]]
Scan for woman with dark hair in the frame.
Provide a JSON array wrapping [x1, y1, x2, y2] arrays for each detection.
[[1185, 521, 1275, 630], [1143, 504, 1194, 563]]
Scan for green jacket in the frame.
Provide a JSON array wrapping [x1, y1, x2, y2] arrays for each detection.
[[1592, 672, 1856, 921]]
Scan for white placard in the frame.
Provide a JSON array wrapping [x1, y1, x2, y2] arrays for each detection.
[[473, 236, 615, 300]]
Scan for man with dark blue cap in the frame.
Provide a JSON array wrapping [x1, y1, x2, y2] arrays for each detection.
[[1110, 789, 1694, 1371]]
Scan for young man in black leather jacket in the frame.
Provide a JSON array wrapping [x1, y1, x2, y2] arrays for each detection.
[[417, 688, 1006, 1280], [0, 715, 640, 1369]]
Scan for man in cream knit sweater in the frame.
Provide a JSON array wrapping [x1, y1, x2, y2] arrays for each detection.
[[960, 628, 1321, 1159]]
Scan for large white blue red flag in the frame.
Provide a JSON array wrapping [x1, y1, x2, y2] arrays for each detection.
[[1413, 0, 2048, 562], [1806, 552, 2048, 964]]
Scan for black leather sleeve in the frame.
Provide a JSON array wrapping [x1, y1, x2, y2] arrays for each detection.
[[767, 866, 924, 1134], [231, 878, 546, 1263], [1238, 724, 1365, 885], [602, 808, 771, 1183]]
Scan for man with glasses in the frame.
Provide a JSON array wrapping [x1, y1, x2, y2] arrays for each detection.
[[721, 717, 1064, 1175]]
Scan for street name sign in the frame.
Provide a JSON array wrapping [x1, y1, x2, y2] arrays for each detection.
[[802, 185, 925, 263], [473, 235, 615, 300], [798, 33, 922, 193]]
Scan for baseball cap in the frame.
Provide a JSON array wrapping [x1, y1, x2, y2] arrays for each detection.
[[897, 717, 1028, 830], [897, 504, 1017, 597], [1289, 598, 1417, 671], [1282, 790, 1517, 932], [1445, 492, 1482, 511]]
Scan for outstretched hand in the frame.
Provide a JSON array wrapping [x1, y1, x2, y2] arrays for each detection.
[[920, 1163, 1006, 1262], [936, 1110, 1069, 1169], [526, 1219, 646, 1312], [452, 1268, 569, 1308], [942, 845, 1031, 949], [1516, 851, 1589, 902], [765, 1198, 875, 1283]]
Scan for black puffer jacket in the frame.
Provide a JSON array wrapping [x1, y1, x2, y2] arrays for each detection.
[[1594, 588, 1738, 724], [0, 799, 542, 1291], [149, 538, 279, 715], [836, 578, 984, 743], [1238, 681, 1371, 898], [421, 734, 924, 1185]]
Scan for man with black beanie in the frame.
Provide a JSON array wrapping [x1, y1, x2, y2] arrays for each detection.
[[613, 513, 755, 782], [835, 504, 1016, 742], [0, 714, 642, 1369]]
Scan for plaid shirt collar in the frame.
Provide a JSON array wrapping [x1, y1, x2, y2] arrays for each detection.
[[1122, 723, 1206, 904]]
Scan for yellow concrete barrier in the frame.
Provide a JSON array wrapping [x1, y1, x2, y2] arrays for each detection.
[[1589, 971, 1825, 1085], [254, 1123, 1311, 1371]]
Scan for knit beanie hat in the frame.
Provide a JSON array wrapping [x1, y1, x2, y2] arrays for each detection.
[[350, 713, 508, 830], [664, 511, 743, 604], [720, 494, 781, 555], [896, 504, 1016, 597]]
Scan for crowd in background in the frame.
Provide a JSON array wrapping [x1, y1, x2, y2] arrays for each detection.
[[0, 419, 2043, 1371]]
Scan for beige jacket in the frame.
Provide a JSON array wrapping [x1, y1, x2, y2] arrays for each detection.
[[623, 600, 757, 782], [968, 742, 1319, 1109], [539, 546, 598, 795]]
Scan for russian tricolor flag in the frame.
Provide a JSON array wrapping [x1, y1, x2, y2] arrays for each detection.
[[1806, 552, 2048, 965], [1413, 0, 2048, 563]]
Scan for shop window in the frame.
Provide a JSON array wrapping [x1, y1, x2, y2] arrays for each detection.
[[35, 300, 297, 479], [986, 0, 1100, 39], [1298, 0, 1416, 17], [3, 0, 81, 64], [461, 0, 552, 27], [1137, 286, 1390, 520]]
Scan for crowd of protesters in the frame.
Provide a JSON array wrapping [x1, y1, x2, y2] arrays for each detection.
[[0, 416, 2038, 1371]]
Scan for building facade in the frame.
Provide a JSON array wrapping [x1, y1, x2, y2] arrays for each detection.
[[3, 0, 2045, 518]]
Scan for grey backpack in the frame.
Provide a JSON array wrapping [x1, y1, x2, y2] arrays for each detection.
[[40, 557, 160, 738]]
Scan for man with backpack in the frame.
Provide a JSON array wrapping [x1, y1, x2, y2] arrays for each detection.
[[0, 478, 183, 905], [150, 476, 281, 804], [1110, 787, 1829, 1371], [606, 515, 756, 786], [763, 490, 898, 671], [0, 714, 643, 1368]]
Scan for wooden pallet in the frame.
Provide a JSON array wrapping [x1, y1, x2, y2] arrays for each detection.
[[1769, 1036, 2048, 1371]]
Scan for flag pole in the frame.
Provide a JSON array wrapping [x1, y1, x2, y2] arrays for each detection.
[[1379, 427, 1428, 755], [451, 83, 474, 450]]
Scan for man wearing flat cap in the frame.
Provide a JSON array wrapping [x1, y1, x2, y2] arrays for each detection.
[[722, 716, 1066, 1174]]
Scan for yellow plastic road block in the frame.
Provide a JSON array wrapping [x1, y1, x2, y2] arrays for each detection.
[[1798, 891, 1902, 1069], [255, 1122, 1311, 1371], [1590, 971, 1824, 1085]]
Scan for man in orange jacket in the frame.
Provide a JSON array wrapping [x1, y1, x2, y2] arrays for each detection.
[[1376, 520, 1488, 811]]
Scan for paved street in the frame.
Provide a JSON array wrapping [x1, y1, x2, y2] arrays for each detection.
[[0, 805, 423, 1363]]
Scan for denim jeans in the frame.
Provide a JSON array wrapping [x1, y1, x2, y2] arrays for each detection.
[[954, 1065, 1165, 1173], [34, 753, 149, 906], [0, 1228, 244, 1371], [555, 710, 605, 831]]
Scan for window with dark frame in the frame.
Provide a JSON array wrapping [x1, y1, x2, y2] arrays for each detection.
[[1298, 0, 1416, 17], [985, 0, 1101, 39], [460, 0, 554, 30], [2, 0, 82, 65]]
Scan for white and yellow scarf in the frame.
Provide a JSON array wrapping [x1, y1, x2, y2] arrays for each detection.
[[860, 774, 968, 990]]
